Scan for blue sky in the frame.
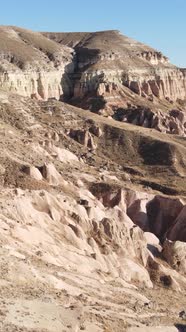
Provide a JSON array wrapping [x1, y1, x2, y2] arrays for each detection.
[[0, 0, 185, 67]]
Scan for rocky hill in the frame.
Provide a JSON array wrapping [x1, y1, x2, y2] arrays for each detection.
[[0, 26, 186, 332], [1, 26, 186, 135], [0, 26, 74, 100], [44, 30, 186, 102]]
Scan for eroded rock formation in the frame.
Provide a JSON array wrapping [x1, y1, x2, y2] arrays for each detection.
[[0, 26, 74, 100], [0, 28, 186, 331], [44, 30, 186, 105], [113, 107, 186, 135], [0, 27, 186, 112]]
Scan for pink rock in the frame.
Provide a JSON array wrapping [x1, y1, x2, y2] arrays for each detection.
[[146, 196, 184, 240], [167, 205, 186, 242], [162, 239, 186, 275], [127, 199, 149, 231]]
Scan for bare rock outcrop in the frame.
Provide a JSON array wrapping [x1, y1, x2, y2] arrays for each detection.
[[163, 239, 186, 274], [90, 183, 186, 247], [72, 67, 186, 106], [0, 26, 74, 100], [146, 196, 184, 241], [89, 124, 103, 137], [114, 107, 186, 136], [39, 163, 65, 186], [1, 27, 186, 125], [45, 30, 186, 109], [22, 165, 43, 181], [69, 128, 97, 149], [167, 205, 186, 242]]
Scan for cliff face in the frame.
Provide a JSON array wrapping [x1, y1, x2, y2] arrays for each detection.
[[0, 27, 186, 120], [70, 66, 186, 106], [124, 67, 186, 101], [0, 70, 64, 100], [0, 26, 74, 100], [44, 30, 186, 104], [1, 27, 185, 105], [73, 54, 186, 103]]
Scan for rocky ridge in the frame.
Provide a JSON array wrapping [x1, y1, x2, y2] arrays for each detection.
[[44, 30, 186, 104], [1, 26, 186, 136], [0, 26, 186, 331], [0, 26, 74, 100]]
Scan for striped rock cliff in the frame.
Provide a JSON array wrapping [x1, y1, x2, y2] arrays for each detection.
[[0, 26, 74, 100], [44, 30, 186, 105]]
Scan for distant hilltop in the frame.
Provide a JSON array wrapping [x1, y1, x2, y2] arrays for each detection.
[[0, 25, 185, 107]]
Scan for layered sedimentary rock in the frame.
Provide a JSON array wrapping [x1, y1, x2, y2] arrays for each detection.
[[0, 26, 74, 100], [0, 70, 65, 100], [71, 66, 186, 104], [1, 27, 185, 109], [44, 30, 186, 104]]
